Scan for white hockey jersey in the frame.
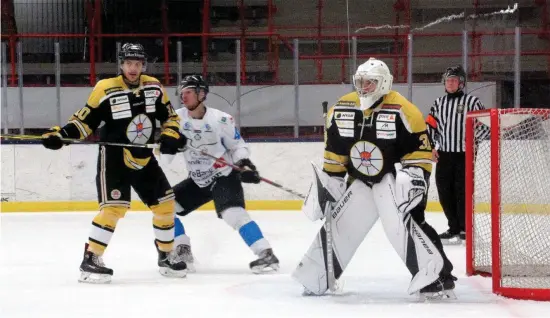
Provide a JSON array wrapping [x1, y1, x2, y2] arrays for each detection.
[[176, 107, 250, 187]]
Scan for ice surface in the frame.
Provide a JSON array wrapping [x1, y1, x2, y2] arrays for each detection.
[[1, 211, 548, 318]]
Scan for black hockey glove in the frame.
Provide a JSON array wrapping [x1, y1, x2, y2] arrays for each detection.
[[236, 158, 261, 184], [42, 126, 67, 150], [159, 128, 186, 155]]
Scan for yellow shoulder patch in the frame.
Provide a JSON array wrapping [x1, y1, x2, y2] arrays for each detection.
[[86, 79, 115, 108], [141, 74, 161, 84], [384, 91, 426, 133], [335, 92, 360, 107]]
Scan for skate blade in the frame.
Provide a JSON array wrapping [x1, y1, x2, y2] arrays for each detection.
[[418, 289, 457, 301], [159, 267, 187, 278], [251, 263, 279, 274], [78, 271, 112, 284]]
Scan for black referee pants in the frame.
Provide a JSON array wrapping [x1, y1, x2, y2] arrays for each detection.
[[435, 151, 466, 234]]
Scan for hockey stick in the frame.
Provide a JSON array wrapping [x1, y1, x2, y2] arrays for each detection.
[[0, 134, 160, 149], [183, 143, 306, 199]]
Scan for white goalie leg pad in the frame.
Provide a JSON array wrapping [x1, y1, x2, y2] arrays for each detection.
[[302, 162, 347, 221], [372, 173, 444, 295], [292, 179, 379, 295]]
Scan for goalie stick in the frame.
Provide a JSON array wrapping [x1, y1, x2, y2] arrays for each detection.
[[321, 100, 338, 292]]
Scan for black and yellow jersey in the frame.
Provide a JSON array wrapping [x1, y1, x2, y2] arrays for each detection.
[[60, 75, 180, 169], [323, 90, 433, 184]]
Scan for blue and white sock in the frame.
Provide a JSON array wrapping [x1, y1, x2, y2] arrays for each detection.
[[222, 207, 271, 255], [174, 216, 190, 246]]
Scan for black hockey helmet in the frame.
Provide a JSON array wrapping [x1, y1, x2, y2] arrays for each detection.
[[177, 75, 209, 96], [118, 43, 147, 63], [442, 65, 466, 92]]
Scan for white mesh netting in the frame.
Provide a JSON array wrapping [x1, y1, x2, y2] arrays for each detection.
[[471, 109, 550, 290]]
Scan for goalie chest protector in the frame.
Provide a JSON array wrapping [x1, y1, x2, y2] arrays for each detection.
[[326, 103, 426, 185]]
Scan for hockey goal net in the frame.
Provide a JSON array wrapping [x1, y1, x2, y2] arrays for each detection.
[[465, 108, 550, 301]]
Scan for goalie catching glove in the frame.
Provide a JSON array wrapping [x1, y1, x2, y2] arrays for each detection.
[[159, 128, 186, 155], [42, 126, 69, 150], [394, 163, 428, 214], [235, 158, 261, 184]]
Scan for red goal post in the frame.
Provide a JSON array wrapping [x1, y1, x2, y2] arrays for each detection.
[[465, 108, 550, 301]]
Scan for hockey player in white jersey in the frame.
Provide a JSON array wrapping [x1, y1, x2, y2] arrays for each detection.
[[292, 58, 456, 299], [166, 75, 279, 273]]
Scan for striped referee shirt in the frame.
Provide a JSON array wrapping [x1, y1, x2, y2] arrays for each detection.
[[426, 93, 485, 152]]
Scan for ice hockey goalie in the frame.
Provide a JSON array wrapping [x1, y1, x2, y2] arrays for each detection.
[[292, 58, 457, 300]]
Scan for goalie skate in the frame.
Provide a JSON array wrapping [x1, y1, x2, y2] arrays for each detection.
[[418, 275, 457, 301], [250, 248, 279, 274], [78, 244, 113, 284]]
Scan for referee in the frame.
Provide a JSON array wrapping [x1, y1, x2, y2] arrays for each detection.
[[426, 65, 485, 245]]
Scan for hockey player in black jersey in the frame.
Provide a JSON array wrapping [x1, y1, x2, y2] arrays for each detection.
[[41, 43, 187, 283], [293, 58, 456, 299]]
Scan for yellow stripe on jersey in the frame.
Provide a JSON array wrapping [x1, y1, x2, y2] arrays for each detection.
[[401, 150, 433, 173], [382, 91, 427, 134], [68, 118, 92, 139], [86, 79, 112, 108], [323, 150, 348, 173], [123, 148, 151, 170]]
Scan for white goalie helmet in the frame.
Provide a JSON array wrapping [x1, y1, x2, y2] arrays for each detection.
[[353, 58, 393, 110]]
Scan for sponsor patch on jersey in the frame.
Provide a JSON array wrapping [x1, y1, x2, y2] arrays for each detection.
[[334, 112, 355, 120], [146, 105, 155, 113], [145, 97, 156, 105], [457, 104, 465, 114], [382, 104, 401, 110], [338, 128, 354, 137], [110, 103, 131, 113], [335, 120, 354, 129], [220, 117, 228, 124], [336, 100, 356, 107], [376, 122, 396, 131], [104, 87, 123, 95], [113, 110, 132, 120], [376, 131, 397, 139], [377, 113, 396, 122], [110, 96, 129, 105], [234, 127, 241, 140], [144, 90, 161, 98], [183, 122, 192, 130]]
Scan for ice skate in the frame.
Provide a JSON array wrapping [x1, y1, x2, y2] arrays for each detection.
[[418, 275, 457, 300], [155, 240, 188, 278], [250, 248, 279, 274], [78, 243, 113, 284], [174, 243, 196, 273], [439, 230, 462, 245]]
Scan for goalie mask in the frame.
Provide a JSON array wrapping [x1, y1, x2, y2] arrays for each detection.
[[352, 58, 393, 110]]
